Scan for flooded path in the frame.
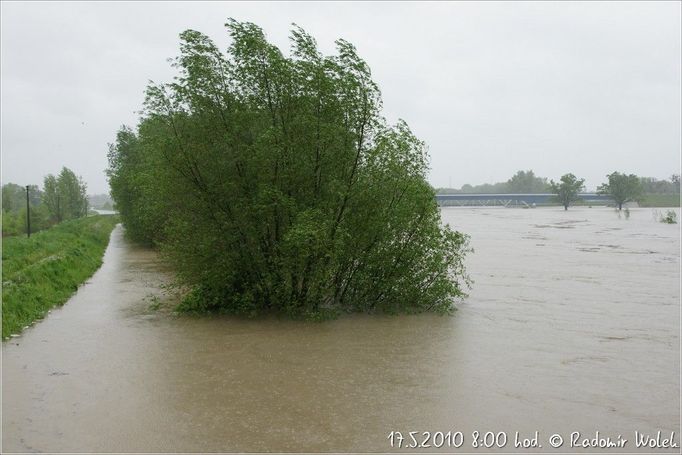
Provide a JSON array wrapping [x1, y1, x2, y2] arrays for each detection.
[[3, 207, 680, 452]]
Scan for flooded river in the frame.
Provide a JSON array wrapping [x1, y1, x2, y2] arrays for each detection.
[[3, 207, 680, 452]]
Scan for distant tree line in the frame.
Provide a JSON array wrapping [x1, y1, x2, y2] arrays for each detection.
[[438, 170, 550, 194], [88, 193, 114, 210], [437, 171, 680, 196], [1, 183, 49, 236], [2, 167, 89, 236], [551, 171, 680, 210], [437, 170, 679, 211], [639, 175, 680, 194]]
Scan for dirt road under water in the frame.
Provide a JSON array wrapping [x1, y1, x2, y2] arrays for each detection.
[[2, 207, 680, 452]]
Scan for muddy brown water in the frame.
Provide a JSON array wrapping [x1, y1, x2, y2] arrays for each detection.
[[2, 207, 680, 453]]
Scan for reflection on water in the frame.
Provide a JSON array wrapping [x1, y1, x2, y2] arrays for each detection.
[[3, 207, 680, 452]]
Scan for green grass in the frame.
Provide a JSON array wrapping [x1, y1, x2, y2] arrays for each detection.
[[2, 215, 119, 339], [638, 193, 681, 208]]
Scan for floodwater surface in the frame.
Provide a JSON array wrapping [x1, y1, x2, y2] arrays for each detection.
[[2, 207, 680, 453]]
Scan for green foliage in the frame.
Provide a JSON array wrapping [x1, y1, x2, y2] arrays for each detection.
[[2, 183, 42, 212], [2, 215, 118, 338], [106, 126, 157, 243], [2, 205, 53, 236], [107, 20, 470, 318], [3, 171, 89, 238], [597, 172, 643, 210], [437, 169, 549, 194], [438, 181, 509, 194], [42, 167, 89, 222], [2, 211, 23, 236], [639, 175, 680, 194], [506, 170, 550, 193], [2, 183, 22, 212], [549, 173, 585, 210], [42, 175, 59, 220], [2, 183, 52, 236], [638, 193, 681, 207]]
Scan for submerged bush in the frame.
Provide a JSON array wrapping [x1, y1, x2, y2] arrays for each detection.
[[107, 20, 470, 318], [660, 210, 678, 224]]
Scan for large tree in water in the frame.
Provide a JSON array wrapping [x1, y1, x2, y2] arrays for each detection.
[[107, 20, 470, 318], [598, 172, 643, 210], [550, 173, 585, 210]]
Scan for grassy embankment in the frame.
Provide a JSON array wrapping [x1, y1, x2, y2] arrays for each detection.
[[2, 215, 118, 339]]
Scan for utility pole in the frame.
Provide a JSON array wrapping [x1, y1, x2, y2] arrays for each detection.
[[26, 185, 31, 238]]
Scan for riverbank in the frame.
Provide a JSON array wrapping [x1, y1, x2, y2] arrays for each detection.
[[1, 215, 118, 338]]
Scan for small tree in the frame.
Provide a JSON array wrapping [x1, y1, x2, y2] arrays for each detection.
[[57, 167, 88, 219], [42, 175, 61, 222], [550, 173, 585, 210], [42, 167, 88, 222], [597, 172, 642, 210]]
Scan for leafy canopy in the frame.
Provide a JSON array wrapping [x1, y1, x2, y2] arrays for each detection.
[[506, 170, 550, 193], [437, 169, 550, 194], [1, 183, 52, 236], [550, 173, 585, 210], [107, 20, 470, 318], [597, 172, 643, 210], [42, 167, 89, 222]]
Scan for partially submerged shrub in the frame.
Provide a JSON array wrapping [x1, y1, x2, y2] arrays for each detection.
[[660, 210, 678, 224], [107, 20, 470, 318]]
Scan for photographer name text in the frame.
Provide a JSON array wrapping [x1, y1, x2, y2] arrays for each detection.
[[387, 430, 679, 449]]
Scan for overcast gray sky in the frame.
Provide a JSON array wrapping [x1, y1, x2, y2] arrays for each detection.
[[2, 1, 680, 194]]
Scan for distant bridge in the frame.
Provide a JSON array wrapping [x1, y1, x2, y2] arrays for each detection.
[[435, 193, 612, 207]]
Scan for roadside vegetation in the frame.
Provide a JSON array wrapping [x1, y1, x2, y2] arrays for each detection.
[[107, 20, 470, 319], [2, 215, 118, 338], [2, 183, 51, 236], [2, 167, 90, 237]]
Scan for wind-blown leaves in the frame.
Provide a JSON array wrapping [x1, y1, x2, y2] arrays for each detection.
[[107, 20, 470, 318]]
